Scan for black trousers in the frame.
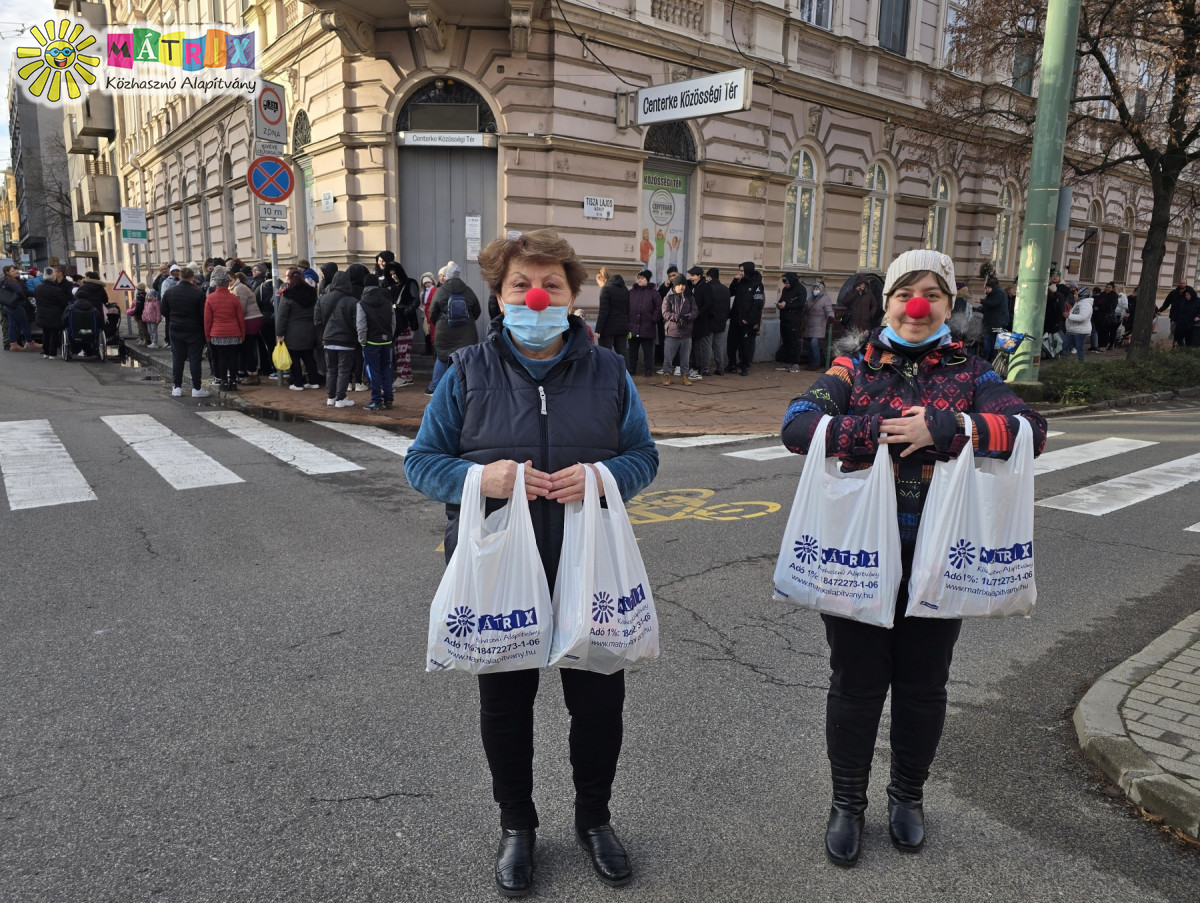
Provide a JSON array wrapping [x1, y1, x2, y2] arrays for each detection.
[[288, 348, 320, 387], [779, 321, 802, 365], [171, 334, 205, 390], [599, 333, 628, 357], [40, 324, 62, 357], [213, 343, 240, 386], [478, 667, 625, 831], [822, 590, 962, 773], [626, 337, 655, 375]]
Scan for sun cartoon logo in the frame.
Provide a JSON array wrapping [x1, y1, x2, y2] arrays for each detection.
[[15, 18, 100, 104]]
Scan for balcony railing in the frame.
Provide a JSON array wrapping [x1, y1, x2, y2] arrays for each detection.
[[651, 0, 703, 31]]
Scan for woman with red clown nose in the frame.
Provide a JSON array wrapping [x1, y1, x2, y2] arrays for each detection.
[[780, 249, 1047, 867]]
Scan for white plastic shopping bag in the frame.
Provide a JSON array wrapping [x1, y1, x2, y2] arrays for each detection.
[[773, 415, 902, 628], [906, 415, 1037, 618], [426, 463, 553, 674], [550, 463, 659, 674]]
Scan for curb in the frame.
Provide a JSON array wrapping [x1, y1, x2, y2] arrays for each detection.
[[1045, 385, 1200, 418], [1073, 610, 1200, 839]]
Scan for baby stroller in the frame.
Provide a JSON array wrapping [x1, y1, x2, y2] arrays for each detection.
[[61, 302, 108, 362]]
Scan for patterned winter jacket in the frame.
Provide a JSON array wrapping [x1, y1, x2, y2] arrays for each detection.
[[780, 329, 1047, 575]]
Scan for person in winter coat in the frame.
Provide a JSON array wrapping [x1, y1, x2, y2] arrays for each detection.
[[802, 280, 834, 369], [626, 270, 660, 378], [661, 274, 698, 386], [131, 284, 150, 346], [775, 272, 807, 371], [315, 271, 360, 406], [1093, 282, 1121, 352], [141, 289, 163, 349], [231, 271, 263, 383], [1156, 279, 1192, 344], [204, 267, 247, 391], [728, 261, 765, 375], [358, 284, 396, 410], [275, 268, 321, 389], [687, 266, 711, 377], [846, 275, 882, 332], [342, 263, 372, 391], [420, 271, 438, 354], [979, 276, 1009, 360], [595, 272, 630, 356], [428, 261, 482, 394], [705, 268, 732, 375], [1175, 287, 1200, 347], [374, 250, 395, 284], [1065, 285, 1093, 362], [780, 248, 1046, 869], [383, 261, 419, 388], [161, 267, 210, 397], [318, 261, 338, 296], [1, 265, 35, 351], [404, 228, 658, 898], [33, 266, 72, 357]]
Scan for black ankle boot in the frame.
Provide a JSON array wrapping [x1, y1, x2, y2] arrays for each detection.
[[494, 828, 535, 897], [825, 765, 870, 867], [887, 760, 928, 852]]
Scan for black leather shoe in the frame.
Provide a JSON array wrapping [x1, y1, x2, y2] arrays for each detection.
[[825, 766, 870, 867], [577, 824, 632, 886], [887, 759, 928, 852], [494, 828, 535, 897]]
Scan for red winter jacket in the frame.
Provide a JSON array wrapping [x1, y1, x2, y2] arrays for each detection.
[[204, 286, 246, 341]]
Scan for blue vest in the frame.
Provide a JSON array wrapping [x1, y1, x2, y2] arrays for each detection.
[[444, 320, 626, 588]]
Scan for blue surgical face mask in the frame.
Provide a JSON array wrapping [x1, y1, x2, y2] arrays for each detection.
[[881, 322, 951, 348], [504, 304, 569, 351]]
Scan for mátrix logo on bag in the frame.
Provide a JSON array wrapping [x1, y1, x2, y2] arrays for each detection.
[[592, 585, 648, 624], [821, 546, 879, 568], [477, 607, 539, 633], [794, 535, 819, 564], [978, 542, 1033, 564], [446, 605, 476, 637]]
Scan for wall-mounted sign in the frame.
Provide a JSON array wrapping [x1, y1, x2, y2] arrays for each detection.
[[398, 131, 487, 147], [119, 207, 147, 244], [635, 68, 752, 126], [321, 191, 334, 212], [254, 140, 285, 157], [583, 196, 614, 219]]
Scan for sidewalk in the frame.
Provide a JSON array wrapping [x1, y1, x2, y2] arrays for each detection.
[[124, 340, 814, 438], [1075, 613, 1200, 839]]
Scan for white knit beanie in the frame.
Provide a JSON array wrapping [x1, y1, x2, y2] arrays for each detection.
[[882, 249, 956, 296]]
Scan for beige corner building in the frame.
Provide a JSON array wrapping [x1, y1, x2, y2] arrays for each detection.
[[56, 0, 1197, 315]]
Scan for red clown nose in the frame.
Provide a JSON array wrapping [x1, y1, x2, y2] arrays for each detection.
[[905, 296, 931, 320], [525, 287, 551, 311]]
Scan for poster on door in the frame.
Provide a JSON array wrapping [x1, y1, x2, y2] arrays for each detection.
[[641, 170, 688, 285]]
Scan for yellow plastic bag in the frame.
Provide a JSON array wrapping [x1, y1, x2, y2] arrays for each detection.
[[272, 341, 292, 372]]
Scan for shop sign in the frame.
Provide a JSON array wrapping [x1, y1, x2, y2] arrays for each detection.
[[635, 68, 752, 125]]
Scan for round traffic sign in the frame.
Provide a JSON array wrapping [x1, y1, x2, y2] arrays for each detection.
[[258, 85, 284, 126], [247, 156, 294, 203]]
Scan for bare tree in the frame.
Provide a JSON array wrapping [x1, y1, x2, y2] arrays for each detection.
[[931, 0, 1200, 359], [39, 134, 76, 265]]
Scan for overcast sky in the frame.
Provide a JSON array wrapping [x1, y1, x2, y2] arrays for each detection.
[[1, 0, 73, 170]]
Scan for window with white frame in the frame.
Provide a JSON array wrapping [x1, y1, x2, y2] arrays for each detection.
[[783, 149, 819, 267], [943, 2, 964, 70], [1012, 14, 1037, 95], [799, 0, 833, 30], [926, 175, 952, 253], [1080, 200, 1102, 283], [993, 185, 1015, 276], [860, 163, 889, 270]]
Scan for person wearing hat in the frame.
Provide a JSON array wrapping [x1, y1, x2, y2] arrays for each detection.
[[626, 270, 660, 378], [660, 273, 697, 385], [704, 268, 732, 374], [780, 248, 1047, 868]]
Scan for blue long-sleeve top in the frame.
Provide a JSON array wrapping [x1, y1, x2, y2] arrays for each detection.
[[404, 330, 658, 503]]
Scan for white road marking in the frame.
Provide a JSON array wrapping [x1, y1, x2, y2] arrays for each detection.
[[1045, 431, 1064, 438], [657, 433, 773, 448], [1185, 522, 1200, 533], [101, 415, 243, 490], [0, 420, 97, 510], [1032, 438, 1157, 476], [724, 445, 795, 461], [197, 411, 363, 475], [313, 421, 414, 458], [1037, 452, 1200, 516]]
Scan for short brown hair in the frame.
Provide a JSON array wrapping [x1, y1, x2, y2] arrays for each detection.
[[885, 269, 952, 299], [478, 229, 587, 298], [179, 267, 195, 281]]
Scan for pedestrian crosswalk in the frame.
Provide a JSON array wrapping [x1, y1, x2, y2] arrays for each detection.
[[0, 415, 1197, 529]]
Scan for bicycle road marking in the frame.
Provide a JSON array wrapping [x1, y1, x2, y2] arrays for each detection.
[[626, 488, 781, 524]]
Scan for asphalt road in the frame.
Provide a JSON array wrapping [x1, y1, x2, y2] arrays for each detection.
[[2, 351, 1199, 902]]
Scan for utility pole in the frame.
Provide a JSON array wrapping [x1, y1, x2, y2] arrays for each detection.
[[1007, 0, 1082, 389]]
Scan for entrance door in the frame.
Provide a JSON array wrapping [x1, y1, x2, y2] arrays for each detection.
[[399, 147, 498, 337]]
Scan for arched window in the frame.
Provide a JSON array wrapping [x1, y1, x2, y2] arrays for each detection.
[[993, 185, 1015, 276], [293, 110, 311, 149], [1079, 200, 1101, 283], [859, 163, 889, 270], [1114, 206, 1134, 285], [926, 175, 952, 253], [644, 122, 697, 162], [783, 149, 818, 267], [397, 79, 498, 133]]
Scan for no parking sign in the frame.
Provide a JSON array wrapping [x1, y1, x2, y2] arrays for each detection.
[[247, 157, 294, 203]]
